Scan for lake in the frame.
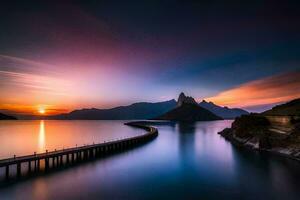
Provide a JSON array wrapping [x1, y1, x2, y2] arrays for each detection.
[[0, 120, 300, 200]]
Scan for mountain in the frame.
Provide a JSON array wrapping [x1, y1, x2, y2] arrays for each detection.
[[262, 98, 300, 116], [155, 93, 222, 121], [48, 100, 177, 120], [199, 100, 249, 119], [0, 112, 17, 120], [46, 93, 248, 120], [177, 92, 198, 107], [155, 103, 223, 121]]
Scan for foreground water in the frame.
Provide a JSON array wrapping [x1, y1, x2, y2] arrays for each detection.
[[0, 120, 300, 200]]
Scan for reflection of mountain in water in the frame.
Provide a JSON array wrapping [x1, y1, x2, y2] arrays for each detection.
[[177, 122, 196, 134], [177, 122, 197, 160]]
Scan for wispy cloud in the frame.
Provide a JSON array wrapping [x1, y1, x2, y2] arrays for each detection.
[[205, 71, 300, 109], [0, 70, 71, 96], [0, 55, 75, 115]]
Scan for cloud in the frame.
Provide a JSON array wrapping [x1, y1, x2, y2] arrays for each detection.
[[0, 70, 70, 96], [0, 54, 72, 95], [0, 55, 76, 115], [205, 71, 300, 109]]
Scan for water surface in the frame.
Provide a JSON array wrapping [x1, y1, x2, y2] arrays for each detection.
[[0, 120, 141, 159], [1, 120, 300, 200]]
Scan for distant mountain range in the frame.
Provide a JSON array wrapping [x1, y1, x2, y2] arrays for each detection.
[[199, 100, 249, 119], [46, 93, 249, 120], [48, 100, 177, 120], [0, 112, 17, 120]]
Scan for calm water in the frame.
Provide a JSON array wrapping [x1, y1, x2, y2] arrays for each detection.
[[0, 120, 142, 159], [0, 120, 300, 200]]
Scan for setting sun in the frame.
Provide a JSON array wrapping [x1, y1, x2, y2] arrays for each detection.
[[38, 108, 45, 114]]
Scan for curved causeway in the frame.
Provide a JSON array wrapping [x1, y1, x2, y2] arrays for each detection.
[[0, 121, 158, 180]]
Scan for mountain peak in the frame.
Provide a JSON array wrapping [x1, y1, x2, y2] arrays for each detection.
[[177, 92, 198, 107], [199, 100, 249, 119]]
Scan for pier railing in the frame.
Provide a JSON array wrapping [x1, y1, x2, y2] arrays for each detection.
[[0, 121, 158, 180]]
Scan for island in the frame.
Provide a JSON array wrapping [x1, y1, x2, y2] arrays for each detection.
[[154, 92, 223, 121]]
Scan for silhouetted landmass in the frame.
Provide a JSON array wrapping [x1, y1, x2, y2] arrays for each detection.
[[219, 98, 300, 161], [48, 100, 177, 120], [45, 92, 248, 120], [177, 92, 198, 107], [154, 93, 222, 121], [154, 103, 222, 121], [199, 100, 249, 119], [262, 98, 300, 116], [0, 112, 17, 120]]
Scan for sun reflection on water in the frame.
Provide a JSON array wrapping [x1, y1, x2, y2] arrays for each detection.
[[38, 120, 46, 153]]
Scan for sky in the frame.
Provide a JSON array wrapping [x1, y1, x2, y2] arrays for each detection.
[[0, 0, 300, 115]]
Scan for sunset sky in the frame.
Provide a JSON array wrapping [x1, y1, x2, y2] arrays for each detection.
[[1, 0, 300, 115]]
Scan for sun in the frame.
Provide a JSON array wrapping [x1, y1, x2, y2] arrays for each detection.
[[38, 108, 46, 114]]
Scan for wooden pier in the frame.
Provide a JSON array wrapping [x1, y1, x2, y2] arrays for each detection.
[[0, 122, 158, 180]]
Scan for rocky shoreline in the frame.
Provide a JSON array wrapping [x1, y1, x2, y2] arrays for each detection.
[[218, 113, 300, 162], [219, 127, 300, 162]]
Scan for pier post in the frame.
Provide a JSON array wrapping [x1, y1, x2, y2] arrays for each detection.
[[84, 150, 87, 160], [45, 158, 49, 171], [5, 165, 9, 179], [77, 152, 81, 161], [28, 161, 31, 173], [53, 157, 56, 167], [67, 154, 70, 164], [60, 155, 63, 166], [87, 149, 90, 159], [78, 152, 81, 161], [34, 160, 37, 171], [54, 156, 57, 166], [37, 159, 40, 171], [17, 163, 21, 177]]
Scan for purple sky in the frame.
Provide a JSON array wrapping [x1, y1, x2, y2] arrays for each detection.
[[0, 0, 300, 115]]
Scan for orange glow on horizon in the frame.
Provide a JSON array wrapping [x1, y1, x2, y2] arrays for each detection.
[[0, 104, 70, 116], [205, 71, 300, 108]]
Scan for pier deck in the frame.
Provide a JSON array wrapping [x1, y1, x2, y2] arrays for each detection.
[[0, 122, 158, 179]]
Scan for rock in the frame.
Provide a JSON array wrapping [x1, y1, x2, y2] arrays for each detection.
[[232, 114, 270, 138], [177, 92, 198, 107], [218, 98, 300, 161]]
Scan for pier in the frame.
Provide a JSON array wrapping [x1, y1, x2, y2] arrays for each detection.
[[0, 122, 158, 180]]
